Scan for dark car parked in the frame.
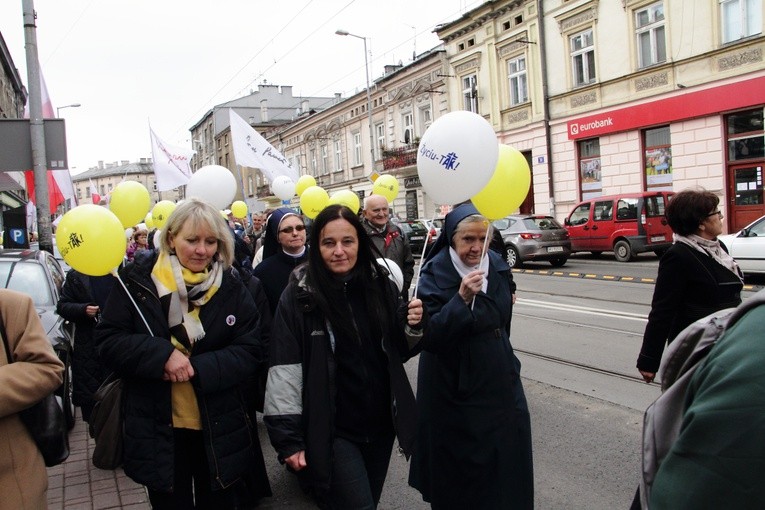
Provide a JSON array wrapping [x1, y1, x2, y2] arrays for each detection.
[[0, 249, 75, 428], [397, 219, 436, 258], [493, 214, 571, 267]]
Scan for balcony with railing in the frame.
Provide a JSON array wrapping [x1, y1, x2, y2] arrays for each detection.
[[382, 143, 418, 171]]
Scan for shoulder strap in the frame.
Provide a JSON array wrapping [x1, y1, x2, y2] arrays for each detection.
[[0, 310, 11, 364]]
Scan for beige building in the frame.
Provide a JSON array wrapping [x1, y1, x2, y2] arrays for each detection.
[[71, 159, 182, 215], [189, 84, 337, 211], [256, 46, 449, 218], [436, 0, 764, 232]]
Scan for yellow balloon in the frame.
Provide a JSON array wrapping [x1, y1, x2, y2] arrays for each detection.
[[231, 200, 248, 218], [152, 200, 177, 229], [109, 180, 151, 228], [372, 174, 399, 202], [56, 205, 127, 276], [300, 185, 329, 219], [144, 212, 155, 230], [295, 175, 317, 197], [471, 145, 531, 220], [328, 190, 361, 214]]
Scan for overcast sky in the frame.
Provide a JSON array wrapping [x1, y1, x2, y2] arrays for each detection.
[[1, 0, 480, 175]]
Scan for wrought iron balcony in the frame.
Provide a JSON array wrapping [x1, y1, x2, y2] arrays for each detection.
[[382, 144, 418, 171]]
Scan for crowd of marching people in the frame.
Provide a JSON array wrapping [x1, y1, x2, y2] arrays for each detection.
[[4, 188, 764, 509]]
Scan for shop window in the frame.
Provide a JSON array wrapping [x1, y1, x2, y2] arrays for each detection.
[[726, 109, 764, 161], [579, 138, 601, 199], [644, 126, 672, 190]]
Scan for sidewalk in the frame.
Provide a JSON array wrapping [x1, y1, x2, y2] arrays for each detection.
[[46, 417, 150, 510]]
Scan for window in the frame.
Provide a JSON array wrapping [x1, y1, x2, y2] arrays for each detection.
[[247, 176, 254, 196], [353, 132, 362, 166], [321, 145, 329, 175], [593, 200, 614, 221], [570, 29, 596, 86], [375, 123, 385, 160], [726, 109, 764, 161], [636, 2, 666, 68], [310, 149, 317, 174], [645, 126, 672, 190], [569, 203, 591, 225], [579, 139, 601, 199], [462, 74, 478, 113], [721, 0, 762, 43], [334, 140, 342, 172], [419, 106, 432, 134], [402, 112, 414, 145], [616, 198, 639, 220], [508, 56, 528, 106]]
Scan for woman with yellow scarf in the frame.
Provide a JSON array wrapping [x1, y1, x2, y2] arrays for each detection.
[[97, 198, 270, 509]]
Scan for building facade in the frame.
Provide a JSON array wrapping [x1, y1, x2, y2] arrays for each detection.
[[436, 0, 764, 232], [189, 84, 337, 209], [257, 46, 449, 218], [71, 159, 182, 214]]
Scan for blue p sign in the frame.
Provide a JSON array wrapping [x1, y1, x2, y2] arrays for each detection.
[[10, 228, 26, 244]]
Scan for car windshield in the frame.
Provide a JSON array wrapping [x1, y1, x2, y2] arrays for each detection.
[[524, 217, 563, 230], [432, 218, 444, 229], [405, 221, 428, 234], [0, 261, 55, 306]]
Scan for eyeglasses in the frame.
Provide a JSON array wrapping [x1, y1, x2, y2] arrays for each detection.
[[279, 224, 306, 234], [706, 210, 723, 218]]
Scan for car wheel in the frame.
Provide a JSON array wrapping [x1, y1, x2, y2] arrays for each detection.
[[549, 257, 568, 267], [506, 245, 521, 267], [613, 240, 634, 262], [56, 347, 76, 430]]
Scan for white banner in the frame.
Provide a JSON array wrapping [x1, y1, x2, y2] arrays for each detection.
[[229, 109, 298, 183], [149, 128, 195, 191]]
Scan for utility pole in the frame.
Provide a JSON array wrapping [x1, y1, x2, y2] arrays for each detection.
[[23, 0, 53, 253]]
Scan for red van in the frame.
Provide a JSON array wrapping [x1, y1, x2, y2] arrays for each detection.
[[563, 191, 674, 261]]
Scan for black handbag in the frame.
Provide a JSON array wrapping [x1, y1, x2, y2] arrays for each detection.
[[1, 315, 70, 467], [88, 373, 124, 469]]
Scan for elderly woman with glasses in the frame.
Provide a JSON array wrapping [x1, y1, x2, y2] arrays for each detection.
[[636, 188, 744, 384], [252, 207, 309, 314]]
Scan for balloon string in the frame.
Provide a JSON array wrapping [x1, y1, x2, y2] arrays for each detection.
[[412, 212, 439, 300], [470, 221, 492, 311], [112, 269, 155, 337]]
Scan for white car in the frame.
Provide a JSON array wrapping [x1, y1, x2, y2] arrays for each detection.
[[719, 215, 765, 275]]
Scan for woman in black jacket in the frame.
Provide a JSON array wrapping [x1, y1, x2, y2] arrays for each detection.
[[56, 270, 115, 423], [264, 204, 425, 509], [636, 188, 743, 383], [96, 198, 269, 509]]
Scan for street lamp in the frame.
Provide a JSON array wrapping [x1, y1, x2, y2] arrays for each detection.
[[335, 29, 376, 174], [56, 103, 81, 117]]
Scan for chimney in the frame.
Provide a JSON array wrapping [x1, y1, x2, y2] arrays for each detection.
[[301, 99, 309, 113], [98, 160, 104, 169], [260, 99, 269, 122], [335, 93, 342, 104], [121, 160, 129, 166]]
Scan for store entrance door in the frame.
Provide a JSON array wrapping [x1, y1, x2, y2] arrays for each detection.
[[728, 164, 764, 231]]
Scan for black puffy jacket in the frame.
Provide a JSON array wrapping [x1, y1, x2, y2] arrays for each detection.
[[96, 251, 265, 492]]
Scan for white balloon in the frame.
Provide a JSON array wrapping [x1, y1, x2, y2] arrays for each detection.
[[186, 165, 237, 210], [271, 175, 296, 201], [376, 258, 404, 294], [416, 111, 499, 205]]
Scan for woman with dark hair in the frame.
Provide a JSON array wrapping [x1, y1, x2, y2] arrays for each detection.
[[636, 188, 743, 383], [408, 203, 533, 510], [264, 204, 425, 509]]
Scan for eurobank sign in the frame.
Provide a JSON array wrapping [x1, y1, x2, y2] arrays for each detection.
[[566, 75, 765, 140]]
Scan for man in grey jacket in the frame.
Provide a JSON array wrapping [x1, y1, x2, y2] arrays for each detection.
[[362, 194, 415, 298]]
